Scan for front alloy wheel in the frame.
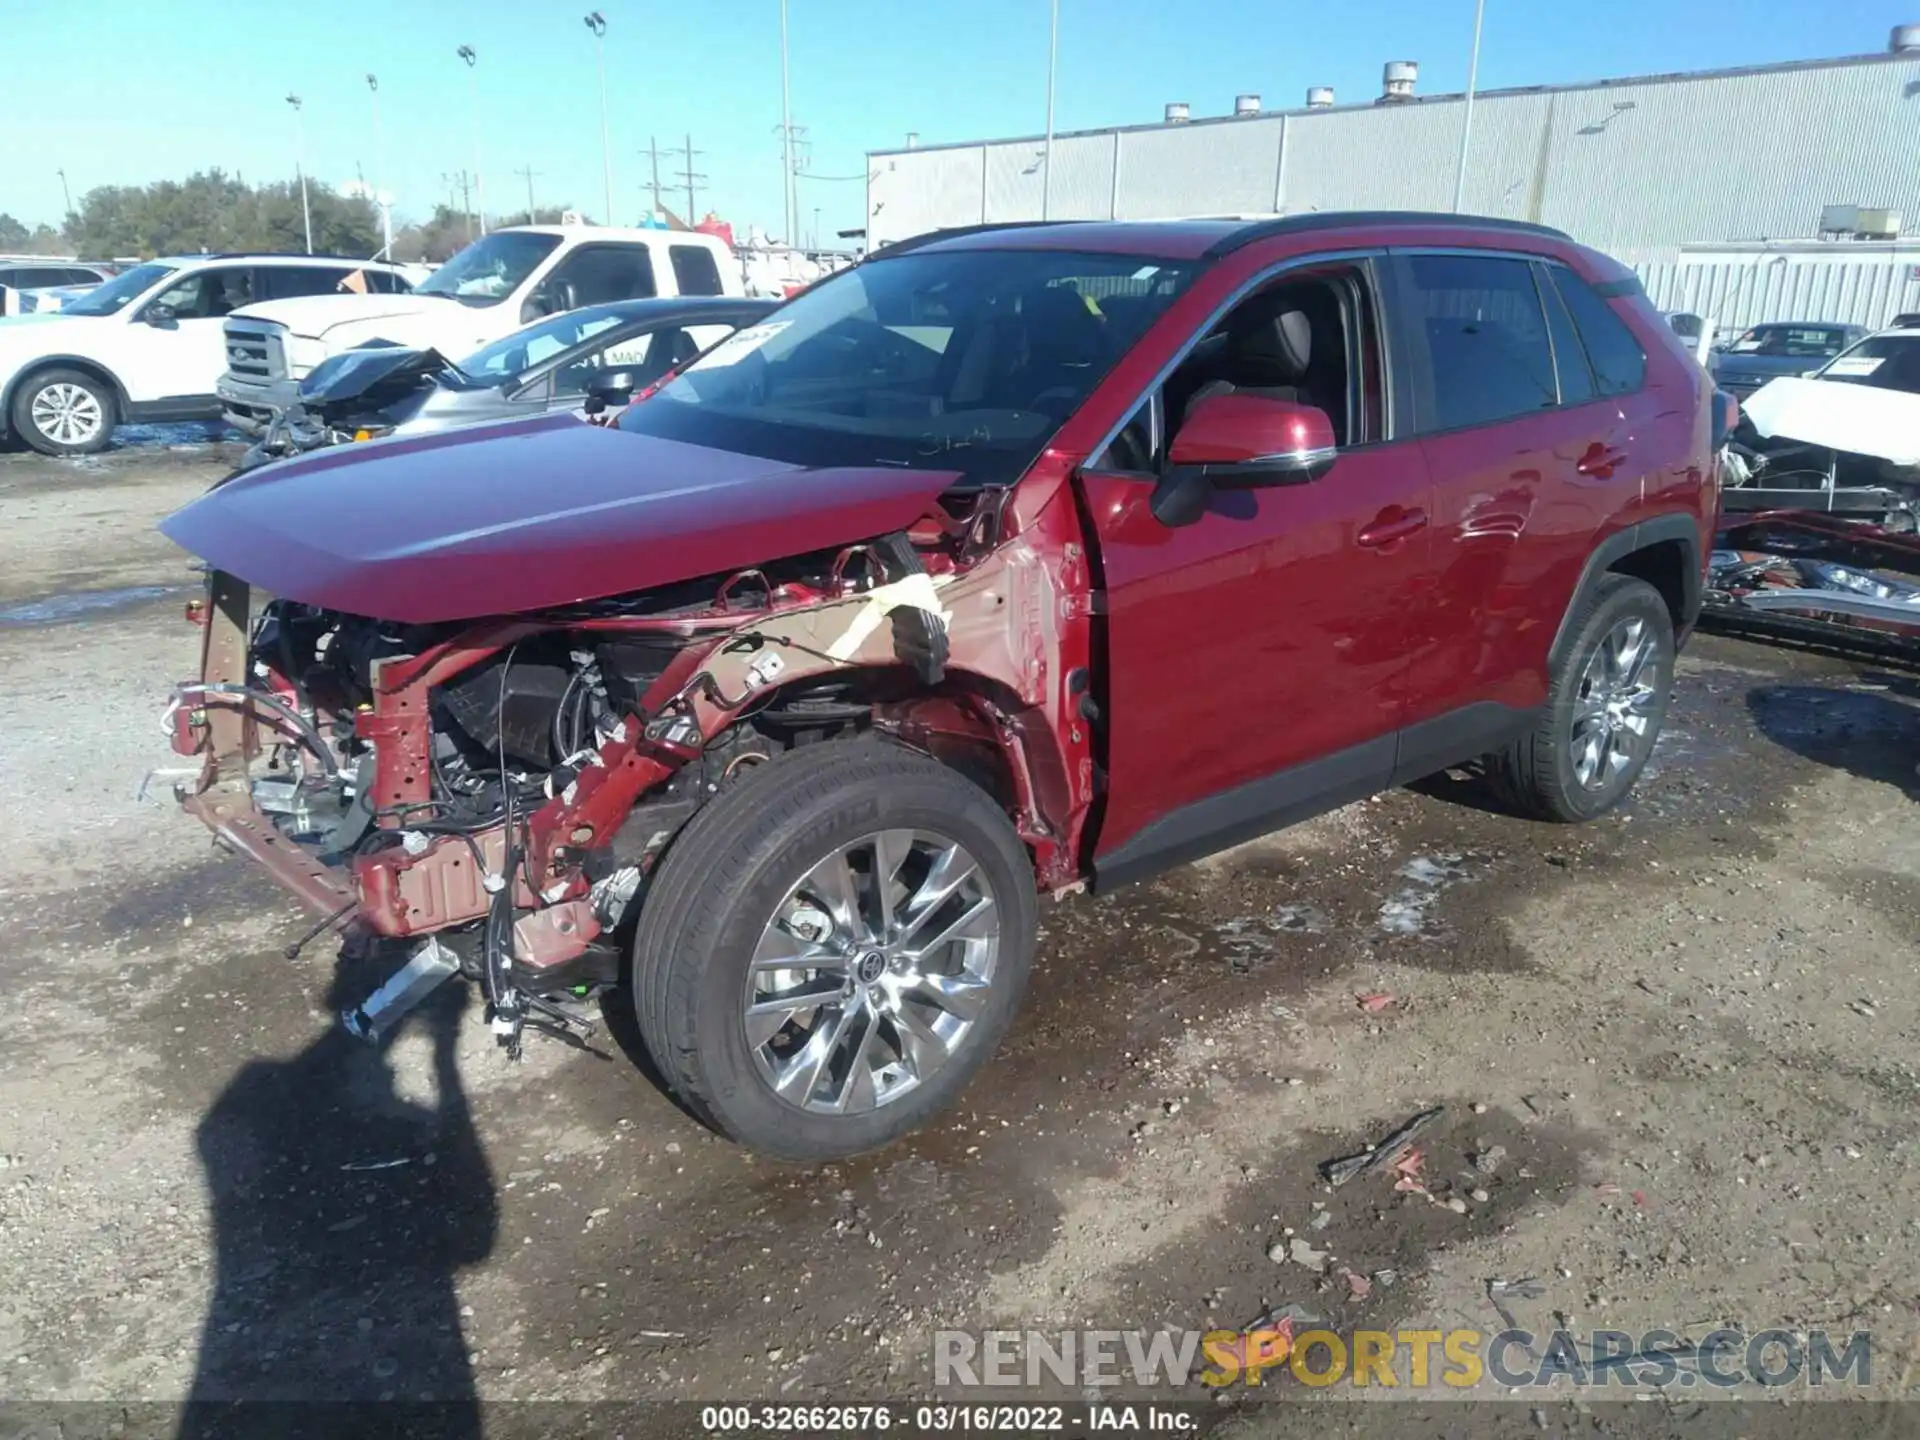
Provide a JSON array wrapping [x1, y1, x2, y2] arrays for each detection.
[[12, 367, 117, 457], [631, 740, 1037, 1160], [747, 829, 999, 1115]]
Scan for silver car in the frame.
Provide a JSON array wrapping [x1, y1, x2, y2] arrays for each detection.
[[238, 295, 776, 472]]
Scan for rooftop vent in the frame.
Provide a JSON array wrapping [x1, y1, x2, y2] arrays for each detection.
[[1380, 60, 1418, 103], [1306, 86, 1335, 109], [1234, 93, 1261, 116], [1893, 23, 1920, 51], [1164, 101, 1190, 124]]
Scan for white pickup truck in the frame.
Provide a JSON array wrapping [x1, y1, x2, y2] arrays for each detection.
[[218, 225, 741, 434]]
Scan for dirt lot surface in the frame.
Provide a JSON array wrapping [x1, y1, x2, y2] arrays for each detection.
[[1, 440, 1917, 1433]]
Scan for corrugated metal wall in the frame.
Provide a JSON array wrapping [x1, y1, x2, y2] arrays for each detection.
[[868, 52, 1920, 285], [1637, 247, 1920, 330]]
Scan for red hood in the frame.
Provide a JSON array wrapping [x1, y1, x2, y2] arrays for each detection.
[[160, 414, 960, 623]]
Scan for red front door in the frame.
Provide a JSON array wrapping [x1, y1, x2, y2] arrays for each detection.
[[1078, 439, 1434, 873]]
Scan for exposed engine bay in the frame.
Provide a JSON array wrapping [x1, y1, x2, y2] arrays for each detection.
[[164, 487, 1095, 1055]]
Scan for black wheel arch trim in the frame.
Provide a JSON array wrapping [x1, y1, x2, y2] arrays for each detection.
[[1, 355, 132, 433], [1548, 513, 1701, 671]]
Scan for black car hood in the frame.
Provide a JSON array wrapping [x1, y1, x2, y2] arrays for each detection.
[[298, 345, 456, 406]]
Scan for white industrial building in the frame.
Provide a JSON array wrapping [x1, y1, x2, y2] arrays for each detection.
[[865, 26, 1920, 329]]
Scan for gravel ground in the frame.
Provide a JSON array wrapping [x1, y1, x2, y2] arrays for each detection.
[[0, 440, 1916, 1431]]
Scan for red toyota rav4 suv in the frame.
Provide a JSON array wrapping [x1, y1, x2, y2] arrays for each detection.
[[161, 213, 1722, 1159]]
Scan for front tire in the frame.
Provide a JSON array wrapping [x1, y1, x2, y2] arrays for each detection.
[[1486, 573, 1673, 822], [632, 739, 1037, 1160], [11, 367, 117, 456]]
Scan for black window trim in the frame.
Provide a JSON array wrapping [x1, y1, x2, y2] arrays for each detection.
[[1532, 258, 1596, 408], [1081, 246, 1398, 476]]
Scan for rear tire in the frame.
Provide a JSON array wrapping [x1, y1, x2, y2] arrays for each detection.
[[632, 739, 1037, 1160], [1486, 573, 1673, 822], [11, 367, 117, 456]]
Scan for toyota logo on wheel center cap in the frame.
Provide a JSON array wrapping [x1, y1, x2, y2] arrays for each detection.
[[856, 951, 887, 984]]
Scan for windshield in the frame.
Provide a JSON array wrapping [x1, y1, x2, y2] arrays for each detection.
[[415, 232, 561, 306], [1726, 324, 1851, 359], [1817, 335, 1920, 394], [619, 248, 1196, 486], [458, 304, 628, 380], [59, 262, 176, 317]]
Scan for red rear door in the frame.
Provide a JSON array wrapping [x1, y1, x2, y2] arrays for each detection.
[[1383, 250, 1660, 747]]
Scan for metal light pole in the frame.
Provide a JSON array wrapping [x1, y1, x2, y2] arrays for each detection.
[[56, 168, 73, 221], [286, 94, 313, 253], [367, 73, 392, 257], [458, 46, 486, 236], [1042, 0, 1059, 220], [1452, 0, 1486, 213], [584, 12, 613, 223], [779, 0, 797, 245]]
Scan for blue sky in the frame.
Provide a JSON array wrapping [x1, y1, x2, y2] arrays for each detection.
[[1, 1, 1910, 246]]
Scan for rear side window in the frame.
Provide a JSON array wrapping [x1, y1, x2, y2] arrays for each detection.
[[1552, 270, 1647, 396], [260, 266, 361, 301], [1400, 253, 1557, 431], [669, 244, 725, 296]]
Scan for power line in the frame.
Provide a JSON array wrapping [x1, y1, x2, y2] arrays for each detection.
[[675, 134, 707, 226]]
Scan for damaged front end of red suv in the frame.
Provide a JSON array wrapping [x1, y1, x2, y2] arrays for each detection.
[[160, 412, 1094, 1053]]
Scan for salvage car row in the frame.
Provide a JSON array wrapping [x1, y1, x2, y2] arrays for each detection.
[[154, 212, 1731, 1160], [0, 224, 740, 455]]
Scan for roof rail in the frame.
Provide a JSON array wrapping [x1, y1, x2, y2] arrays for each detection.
[[1205, 211, 1572, 257], [876, 220, 1080, 257]]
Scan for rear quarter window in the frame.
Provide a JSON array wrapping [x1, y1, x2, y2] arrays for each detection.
[[1550, 269, 1646, 396]]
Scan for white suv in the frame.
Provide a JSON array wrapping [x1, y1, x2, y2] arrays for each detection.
[[0, 254, 413, 456], [218, 225, 742, 434]]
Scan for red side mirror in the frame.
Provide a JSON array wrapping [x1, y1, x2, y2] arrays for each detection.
[[1169, 392, 1338, 481]]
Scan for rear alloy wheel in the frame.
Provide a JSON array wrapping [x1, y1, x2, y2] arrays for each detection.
[[1486, 573, 1673, 822], [12, 367, 117, 457], [632, 740, 1036, 1159]]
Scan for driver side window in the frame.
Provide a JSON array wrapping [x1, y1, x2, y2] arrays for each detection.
[[1093, 263, 1381, 474], [148, 266, 255, 320]]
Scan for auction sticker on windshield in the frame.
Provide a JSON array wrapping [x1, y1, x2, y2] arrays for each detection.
[[688, 320, 792, 369], [1826, 355, 1885, 377]]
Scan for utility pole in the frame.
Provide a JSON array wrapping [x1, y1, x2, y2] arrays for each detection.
[[1042, 0, 1059, 220], [457, 45, 486, 235], [584, 12, 613, 223], [516, 164, 541, 224], [1452, 0, 1487, 213], [779, 0, 796, 244], [367, 74, 392, 258], [443, 170, 475, 242], [286, 94, 313, 253], [642, 136, 669, 222], [676, 135, 707, 228], [812, 205, 821, 251]]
